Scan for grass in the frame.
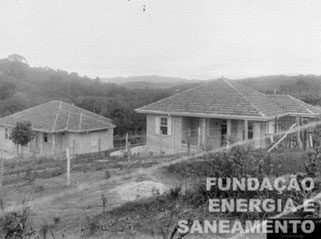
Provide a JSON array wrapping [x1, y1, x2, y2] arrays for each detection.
[[0, 147, 319, 238], [84, 147, 321, 238]]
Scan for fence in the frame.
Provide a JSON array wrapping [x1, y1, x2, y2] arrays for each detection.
[[113, 134, 146, 150]]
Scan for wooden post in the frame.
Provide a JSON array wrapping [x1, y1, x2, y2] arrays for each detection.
[[127, 142, 131, 168], [39, 133, 43, 156], [201, 118, 207, 148], [52, 134, 56, 155], [66, 147, 71, 186], [187, 129, 191, 155], [198, 127, 201, 149], [296, 116, 303, 150], [125, 133, 129, 152], [0, 152, 3, 188]]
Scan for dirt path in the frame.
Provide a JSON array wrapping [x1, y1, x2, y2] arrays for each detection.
[[0, 163, 178, 238]]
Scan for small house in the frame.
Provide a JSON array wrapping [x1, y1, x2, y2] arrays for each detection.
[[0, 101, 115, 158]]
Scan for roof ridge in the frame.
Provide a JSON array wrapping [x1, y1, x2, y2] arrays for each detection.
[[67, 103, 113, 123], [136, 83, 204, 112], [77, 112, 115, 127], [52, 101, 63, 131], [65, 113, 71, 130], [223, 79, 266, 117]]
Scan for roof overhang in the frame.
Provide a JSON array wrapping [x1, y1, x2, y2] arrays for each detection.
[[136, 109, 273, 121], [0, 124, 115, 133], [136, 109, 321, 121]]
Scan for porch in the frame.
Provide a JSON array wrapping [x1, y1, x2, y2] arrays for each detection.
[[180, 117, 259, 150]]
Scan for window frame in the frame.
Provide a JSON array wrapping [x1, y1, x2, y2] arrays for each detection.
[[160, 117, 168, 135]]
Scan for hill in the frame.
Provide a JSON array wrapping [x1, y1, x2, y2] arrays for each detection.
[[2, 54, 321, 136], [0, 55, 200, 135], [101, 75, 201, 89], [239, 75, 321, 105]]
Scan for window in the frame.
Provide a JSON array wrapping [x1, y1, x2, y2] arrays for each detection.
[[156, 116, 171, 136], [221, 120, 227, 135], [248, 122, 254, 139], [44, 133, 48, 143], [160, 117, 168, 135], [4, 128, 9, 139], [221, 120, 228, 146], [243, 122, 254, 139]]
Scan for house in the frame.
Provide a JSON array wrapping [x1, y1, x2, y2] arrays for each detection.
[[0, 101, 115, 158], [136, 79, 321, 154]]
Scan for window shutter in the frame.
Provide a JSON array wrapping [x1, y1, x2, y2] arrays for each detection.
[[155, 116, 160, 134], [167, 117, 172, 136]]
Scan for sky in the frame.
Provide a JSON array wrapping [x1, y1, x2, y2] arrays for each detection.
[[1, 0, 321, 80]]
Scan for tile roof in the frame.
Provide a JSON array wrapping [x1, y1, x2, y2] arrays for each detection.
[[136, 79, 321, 120], [268, 95, 321, 115], [0, 101, 115, 132]]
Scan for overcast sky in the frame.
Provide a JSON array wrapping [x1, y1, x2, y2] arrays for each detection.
[[1, 0, 321, 79]]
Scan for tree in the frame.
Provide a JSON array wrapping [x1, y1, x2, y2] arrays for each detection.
[[295, 80, 308, 98], [0, 81, 16, 100], [7, 54, 28, 64], [9, 121, 35, 158], [4, 54, 29, 80]]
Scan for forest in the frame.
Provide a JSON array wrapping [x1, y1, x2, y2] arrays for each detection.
[[0, 54, 198, 136], [1, 54, 321, 136]]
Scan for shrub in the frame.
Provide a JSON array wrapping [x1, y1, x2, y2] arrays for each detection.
[[105, 170, 111, 179], [24, 166, 35, 183], [169, 184, 182, 200], [0, 199, 36, 239]]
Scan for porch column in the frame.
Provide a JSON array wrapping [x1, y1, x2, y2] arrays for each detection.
[[296, 116, 303, 150], [201, 118, 207, 148], [244, 120, 248, 140], [39, 133, 44, 155], [253, 122, 261, 148], [52, 133, 56, 155]]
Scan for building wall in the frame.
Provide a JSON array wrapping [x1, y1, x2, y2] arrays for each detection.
[[0, 127, 16, 157], [145, 114, 183, 154], [0, 126, 114, 158], [63, 129, 114, 155], [144, 115, 270, 154]]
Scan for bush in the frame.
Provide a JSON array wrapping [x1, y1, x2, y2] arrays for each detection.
[[105, 170, 111, 179], [0, 199, 36, 239], [24, 166, 35, 183]]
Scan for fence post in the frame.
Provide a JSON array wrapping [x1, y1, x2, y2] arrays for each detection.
[[0, 153, 3, 188], [187, 129, 191, 155], [125, 133, 129, 152], [66, 147, 71, 186], [127, 142, 131, 168], [198, 127, 201, 149]]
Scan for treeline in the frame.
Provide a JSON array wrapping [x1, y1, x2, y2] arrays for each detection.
[[240, 75, 321, 105], [0, 54, 197, 135]]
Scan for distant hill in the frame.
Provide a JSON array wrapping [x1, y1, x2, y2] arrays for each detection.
[[2, 54, 321, 134], [238, 75, 321, 105], [0, 55, 200, 134], [101, 75, 201, 89]]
